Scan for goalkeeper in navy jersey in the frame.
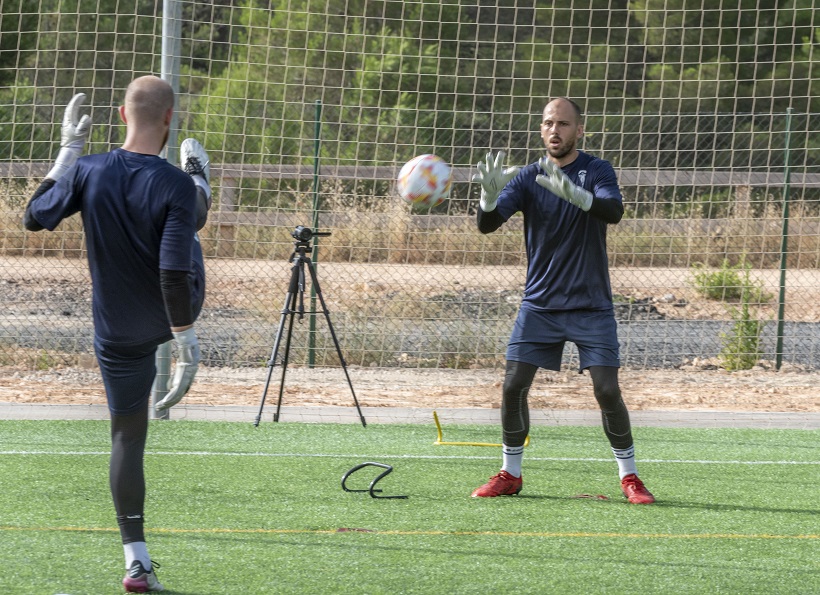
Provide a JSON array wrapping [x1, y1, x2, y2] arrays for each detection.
[[23, 75, 212, 592], [471, 97, 655, 504]]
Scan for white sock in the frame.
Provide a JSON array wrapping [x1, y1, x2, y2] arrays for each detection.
[[501, 444, 524, 478], [612, 445, 638, 479], [123, 541, 151, 570]]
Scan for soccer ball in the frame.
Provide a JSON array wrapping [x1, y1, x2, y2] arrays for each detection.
[[397, 154, 452, 209]]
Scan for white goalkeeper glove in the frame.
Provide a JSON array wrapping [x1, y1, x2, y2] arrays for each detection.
[[46, 93, 92, 181], [535, 157, 593, 211], [472, 151, 520, 212], [155, 327, 200, 411]]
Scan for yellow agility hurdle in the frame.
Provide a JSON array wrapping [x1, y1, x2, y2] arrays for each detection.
[[433, 410, 530, 447]]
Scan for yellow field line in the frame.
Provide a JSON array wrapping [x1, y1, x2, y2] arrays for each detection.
[[1, 525, 816, 540]]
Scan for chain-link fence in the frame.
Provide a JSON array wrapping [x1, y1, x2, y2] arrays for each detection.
[[2, 1, 820, 384], [3, 120, 820, 376]]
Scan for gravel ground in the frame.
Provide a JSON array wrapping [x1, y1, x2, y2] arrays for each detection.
[[2, 257, 819, 415], [2, 361, 819, 414]]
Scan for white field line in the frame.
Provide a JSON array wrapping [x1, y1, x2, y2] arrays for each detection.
[[0, 450, 818, 465]]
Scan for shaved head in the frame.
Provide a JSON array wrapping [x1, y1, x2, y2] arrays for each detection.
[[124, 75, 174, 125], [541, 97, 585, 164], [545, 97, 583, 124]]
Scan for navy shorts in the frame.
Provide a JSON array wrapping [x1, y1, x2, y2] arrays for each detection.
[[506, 308, 621, 372], [95, 337, 161, 416]]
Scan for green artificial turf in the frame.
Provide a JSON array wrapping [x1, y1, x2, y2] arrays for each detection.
[[0, 420, 817, 594]]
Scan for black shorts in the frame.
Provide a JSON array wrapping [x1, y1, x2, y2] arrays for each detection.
[[94, 337, 162, 415], [506, 308, 621, 372]]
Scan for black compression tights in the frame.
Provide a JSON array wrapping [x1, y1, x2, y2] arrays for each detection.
[[588, 366, 634, 450], [110, 402, 149, 544], [501, 361, 633, 450], [501, 361, 537, 448]]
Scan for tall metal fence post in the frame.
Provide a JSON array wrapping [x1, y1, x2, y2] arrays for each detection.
[[151, 0, 182, 420], [775, 107, 794, 370], [309, 99, 322, 367]]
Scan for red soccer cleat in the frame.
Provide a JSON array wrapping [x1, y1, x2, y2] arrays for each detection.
[[471, 470, 523, 498], [621, 474, 655, 504]]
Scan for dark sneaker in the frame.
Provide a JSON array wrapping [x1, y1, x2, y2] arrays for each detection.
[[621, 474, 655, 504], [471, 470, 523, 498], [123, 560, 164, 593]]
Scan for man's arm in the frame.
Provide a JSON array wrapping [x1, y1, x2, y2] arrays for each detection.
[[472, 151, 519, 234], [46, 93, 92, 182], [23, 179, 57, 231], [476, 206, 506, 234], [536, 157, 624, 224], [587, 196, 624, 224], [23, 94, 91, 232], [160, 269, 194, 328], [23, 93, 91, 231], [155, 269, 199, 412]]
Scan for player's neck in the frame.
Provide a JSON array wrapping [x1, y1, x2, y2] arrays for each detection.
[[121, 128, 167, 156], [550, 149, 580, 168]]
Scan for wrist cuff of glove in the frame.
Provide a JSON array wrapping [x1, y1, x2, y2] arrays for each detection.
[[46, 147, 80, 181], [172, 327, 197, 343], [479, 189, 499, 212], [577, 189, 593, 212]]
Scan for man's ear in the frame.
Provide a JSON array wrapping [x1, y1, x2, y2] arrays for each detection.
[[118, 105, 127, 124], [164, 106, 173, 126]]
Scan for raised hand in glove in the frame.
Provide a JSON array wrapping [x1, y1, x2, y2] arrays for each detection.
[[155, 327, 200, 411], [472, 151, 520, 211], [535, 157, 593, 211], [46, 93, 92, 181]]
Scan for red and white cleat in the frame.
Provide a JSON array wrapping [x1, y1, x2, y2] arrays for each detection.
[[471, 470, 523, 498], [621, 474, 655, 504]]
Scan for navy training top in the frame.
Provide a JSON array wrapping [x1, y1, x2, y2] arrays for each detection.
[[487, 150, 623, 312], [26, 148, 198, 346]]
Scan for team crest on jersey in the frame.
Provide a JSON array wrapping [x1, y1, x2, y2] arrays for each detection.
[[578, 170, 587, 186]]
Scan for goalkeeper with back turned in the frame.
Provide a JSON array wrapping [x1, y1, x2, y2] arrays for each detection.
[[471, 97, 655, 504], [23, 75, 213, 591]]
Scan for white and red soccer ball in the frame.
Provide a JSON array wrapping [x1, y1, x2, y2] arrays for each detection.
[[397, 154, 452, 209]]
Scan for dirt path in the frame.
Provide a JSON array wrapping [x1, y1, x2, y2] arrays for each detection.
[[1, 256, 818, 414], [2, 363, 818, 413]]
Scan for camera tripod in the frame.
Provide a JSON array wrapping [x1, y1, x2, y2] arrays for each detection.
[[254, 229, 366, 427]]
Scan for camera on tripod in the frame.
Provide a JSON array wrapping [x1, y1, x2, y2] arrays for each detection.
[[292, 225, 331, 243], [255, 223, 366, 428]]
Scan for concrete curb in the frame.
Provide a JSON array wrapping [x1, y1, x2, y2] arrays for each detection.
[[0, 403, 817, 429]]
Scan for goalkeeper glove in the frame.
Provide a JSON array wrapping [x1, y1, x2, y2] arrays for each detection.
[[535, 157, 593, 211], [155, 327, 200, 411], [46, 93, 92, 181], [472, 151, 520, 211]]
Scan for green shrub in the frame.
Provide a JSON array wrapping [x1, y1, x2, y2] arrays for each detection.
[[719, 289, 764, 371], [690, 259, 768, 370], [690, 258, 771, 302]]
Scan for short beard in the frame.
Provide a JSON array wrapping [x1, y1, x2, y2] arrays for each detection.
[[547, 140, 575, 160]]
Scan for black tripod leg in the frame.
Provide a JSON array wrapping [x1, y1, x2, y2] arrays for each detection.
[[254, 291, 293, 426], [255, 256, 301, 426], [306, 260, 367, 427], [273, 297, 298, 422]]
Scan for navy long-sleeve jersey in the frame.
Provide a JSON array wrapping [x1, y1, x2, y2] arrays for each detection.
[[477, 151, 624, 312], [25, 149, 201, 347]]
